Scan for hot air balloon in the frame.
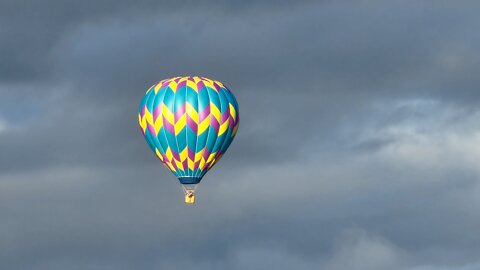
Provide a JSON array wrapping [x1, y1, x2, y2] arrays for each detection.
[[138, 76, 239, 204]]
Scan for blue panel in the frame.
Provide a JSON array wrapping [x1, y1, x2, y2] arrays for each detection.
[[178, 177, 202, 184], [156, 127, 169, 155], [153, 87, 165, 111], [163, 88, 175, 111], [197, 86, 210, 111], [144, 130, 157, 153], [176, 128, 187, 153]]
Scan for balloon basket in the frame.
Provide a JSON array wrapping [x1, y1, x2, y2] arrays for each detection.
[[182, 184, 197, 205], [185, 194, 195, 204]]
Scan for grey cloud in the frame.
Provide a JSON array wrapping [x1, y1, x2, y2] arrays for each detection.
[[2, 1, 480, 269]]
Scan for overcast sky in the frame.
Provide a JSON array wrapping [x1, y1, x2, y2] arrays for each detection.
[[1, 1, 480, 269]]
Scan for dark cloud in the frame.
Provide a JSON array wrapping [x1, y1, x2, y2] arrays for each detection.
[[1, 1, 480, 269]]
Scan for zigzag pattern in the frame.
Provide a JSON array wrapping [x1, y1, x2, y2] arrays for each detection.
[[138, 76, 239, 182]]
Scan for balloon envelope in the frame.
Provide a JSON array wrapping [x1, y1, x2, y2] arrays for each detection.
[[138, 76, 239, 185]]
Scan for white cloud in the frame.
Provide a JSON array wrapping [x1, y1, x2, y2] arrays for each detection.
[[325, 229, 407, 270]]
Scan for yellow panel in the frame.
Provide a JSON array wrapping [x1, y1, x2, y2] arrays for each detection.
[[175, 114, 186, 135], [162, 105, 174, 125], [187, 80, 198, 92], [198, 116, 210, 135], [208, 160, 216, 169], [229, 103, 236, 119], [199, 158, 206, 170], [139, 115, 148, 133], [138, 114, 147, 131], [214, 80, 224, 88], [186, 103, 198, 123], [188, 159, 195, 170], [195, 149, 204, 163], [175, 159, 184, 170], [207, 152, 216, 163], [155, 148, 163, 161], [154, 114, 163, 134], [166, 147, 173, 161], [210, 103, 221, 122], [167, 162, 176, 172], [144, 109, 154, 126], [179, 147, 188, 161], [218, 118, 230, 136], [169, 80, 178, 93]]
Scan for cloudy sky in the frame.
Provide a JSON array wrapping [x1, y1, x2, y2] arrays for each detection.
[[1, 1, 480, 269]]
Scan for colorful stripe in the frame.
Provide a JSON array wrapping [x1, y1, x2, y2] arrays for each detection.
[[138, 76, 239, 183]]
